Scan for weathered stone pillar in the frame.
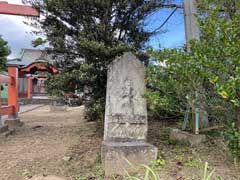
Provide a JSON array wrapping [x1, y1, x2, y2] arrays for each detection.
[[101, 52, 158, 176]]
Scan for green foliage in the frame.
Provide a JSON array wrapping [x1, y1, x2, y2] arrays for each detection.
[[224, 123, 240, 160], [75, 177, 87, 180], [0, 36, 11, 72], [126, 161, 216, 180], [185, 158, 202, 168], [145, 0, 240, 125], [92, 152, 104, 180], [32, 37, 47, 47], [201, 162, 215, 180], [125, 164, 160, 180], [198, 9, 240, 108], [146, 47, 197, 115], [150, 155, 166, 170], [24, 0, 167, 120], [46, 72, 78, 96], [85, 98, 105, 121]]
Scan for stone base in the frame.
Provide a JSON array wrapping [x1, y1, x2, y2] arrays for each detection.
[[50, 97, 67, 112], [49, 105, 67, 112], [101, 141, 158, 176], [4, 119, 24, 130], [0, 125, 9, 133], [169, 128, 206, 146], [0, 129, 15, 139]]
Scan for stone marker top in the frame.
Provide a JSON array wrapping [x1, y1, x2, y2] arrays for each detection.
[[104, 52, 148, 142]]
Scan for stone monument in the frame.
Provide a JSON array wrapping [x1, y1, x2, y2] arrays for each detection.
[[101, 52, 158, 176]]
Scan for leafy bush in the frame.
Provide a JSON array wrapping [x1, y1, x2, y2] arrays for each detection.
[[46, 73, 75, 97], [224, 123, 240, 160], [145, 63, 186, 115], [145, 1, 240, 128]]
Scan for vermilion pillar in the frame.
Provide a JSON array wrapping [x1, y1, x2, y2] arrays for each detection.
[[27, 77, 32, 99], [0, 83, 2, 126], [7, 65, 19, 119]]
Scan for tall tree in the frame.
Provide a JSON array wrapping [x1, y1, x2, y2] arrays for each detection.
[[0, 36, 10, 72], [23, 0, 172, 120]]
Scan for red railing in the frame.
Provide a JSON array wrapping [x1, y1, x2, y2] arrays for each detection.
[[0, 65, 19, 119], [0, 74, 12, 84]]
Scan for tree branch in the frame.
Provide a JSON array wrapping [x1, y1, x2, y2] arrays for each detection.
[[156, 4, 183, 9]]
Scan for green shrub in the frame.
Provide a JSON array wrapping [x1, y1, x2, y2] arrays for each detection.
[[224, 123, 240, 160], [145, 1, 240, 126]]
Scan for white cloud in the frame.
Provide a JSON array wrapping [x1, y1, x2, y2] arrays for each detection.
[[0, 0, 39, 58], [0, 0, 23, 5]]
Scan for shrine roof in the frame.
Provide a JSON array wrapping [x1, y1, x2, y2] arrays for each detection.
[[7, 48, 85, 67], [7, 49, 54, 66], [20, 61, 59, 74]]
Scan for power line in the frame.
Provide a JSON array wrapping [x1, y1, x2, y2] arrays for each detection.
[[151, 7, 178, 34]]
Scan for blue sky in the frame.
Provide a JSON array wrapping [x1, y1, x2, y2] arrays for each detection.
[[145, 0, 185, 49], [0, 0, 186, 58]]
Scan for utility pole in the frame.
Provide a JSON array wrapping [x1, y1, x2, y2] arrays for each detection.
[[183, 0, 200, 50], [183, 0, 208, 134]]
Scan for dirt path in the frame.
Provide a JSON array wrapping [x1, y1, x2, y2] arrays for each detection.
[[0, 106, 239, 180], [0, 106, 102, 180]]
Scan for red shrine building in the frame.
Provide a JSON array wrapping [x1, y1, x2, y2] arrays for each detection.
[[8, 49, 59, 100]]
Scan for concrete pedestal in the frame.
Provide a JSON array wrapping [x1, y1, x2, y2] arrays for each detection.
[[169, 128, 206, 146], [50, 97, 67, 112], [0, 125, 9, 133], [4, 118, 23, 129], [102, 141, 158, 176], [50, 105, 67, 112]]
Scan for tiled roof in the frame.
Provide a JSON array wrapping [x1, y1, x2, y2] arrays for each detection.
[[7, 48, 85, 67], [7, 49, 53, 67]]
